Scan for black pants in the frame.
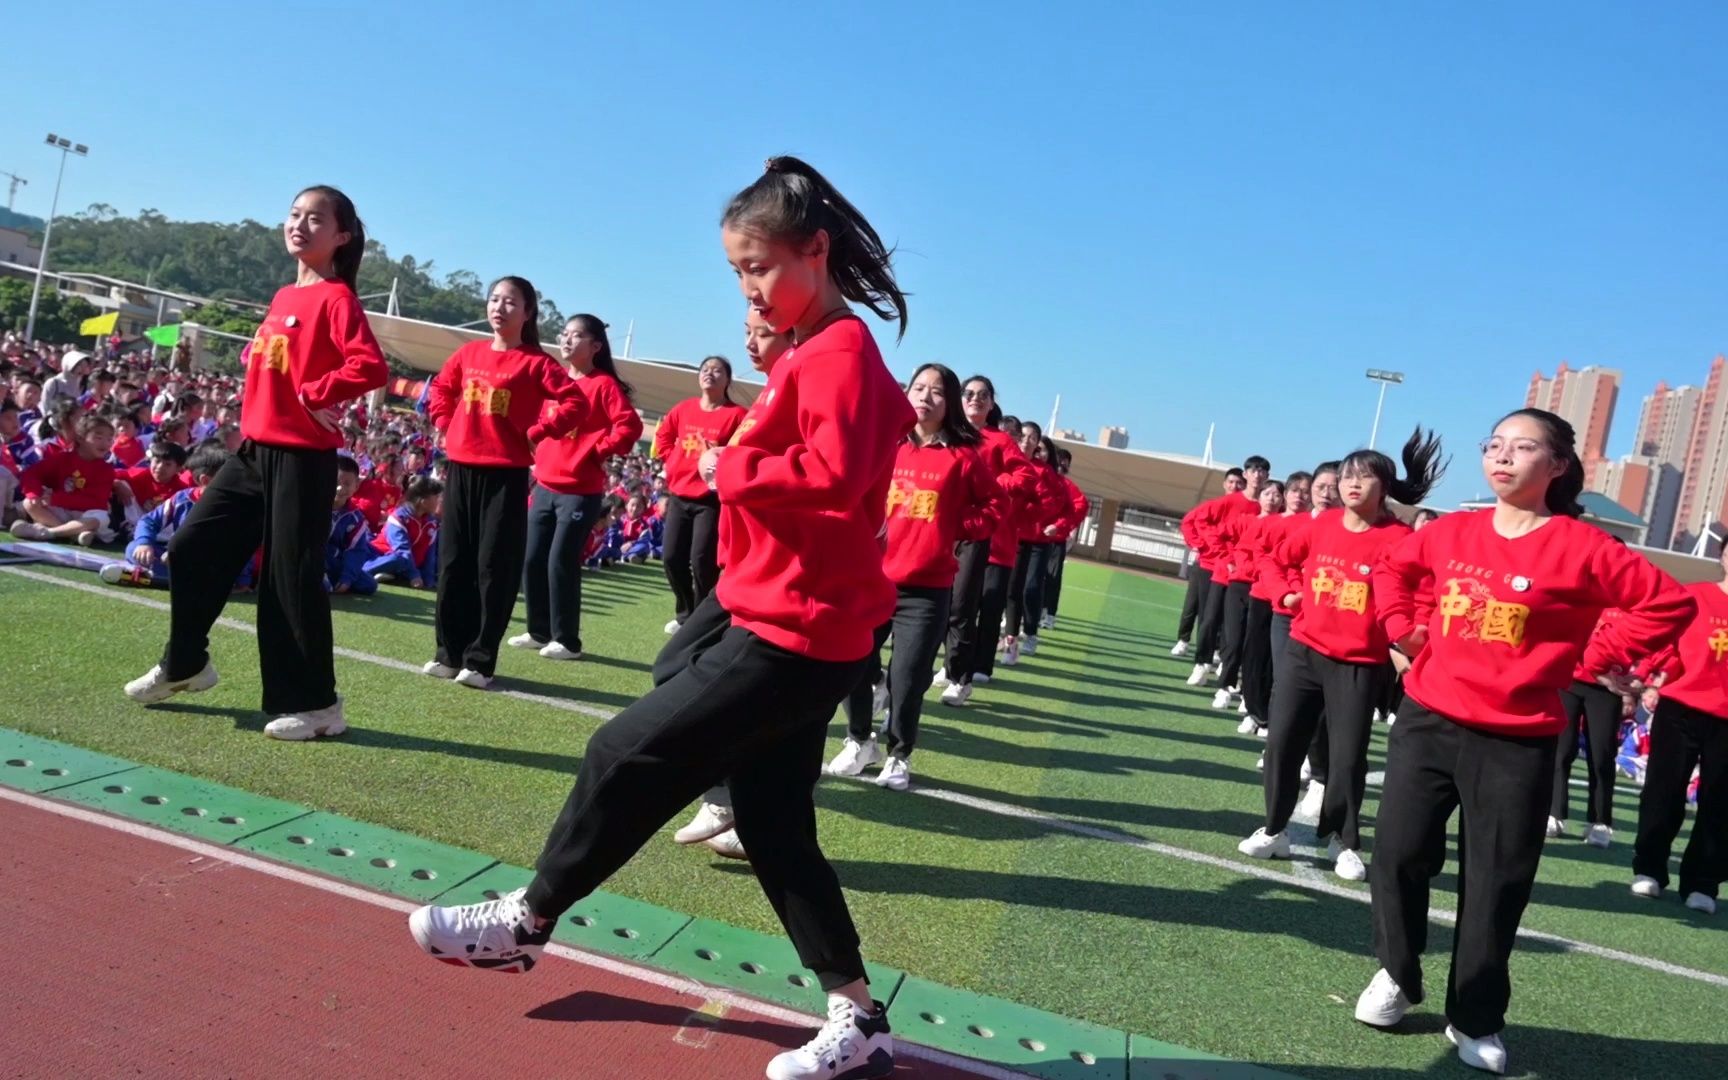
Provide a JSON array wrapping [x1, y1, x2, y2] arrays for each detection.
[[1262, 640, 1389, 849], [1046, 544, 1068, 617], [1270, 613, 1327, 781], [1552, 680, 1623, 826], [661, 492, 721, 625], [1241, 597, 1275, 723], [1634, 697, 1728, 899], [523, 486, 604, 651], [1216, 580, 1252, 690], [944, 539, 989, 682], [845, 585, 950, 758], [161, 440, 336, 716], [1004, 541, 1053, 639], [1370, 699, 1556, 1038], [1178, 566, 1212, 645], [1194, 575, 1228, 663], [524, 592, 870, 990], [435, 462, 530, 678], [973, 562, 1013, 678]]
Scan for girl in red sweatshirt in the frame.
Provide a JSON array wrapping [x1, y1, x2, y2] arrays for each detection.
[[410, 156, 914, 1080], [517, 314, 643, 660], [1230, 479, 1287, 735], [1039, 447, 1090, 630], [653, 355, 747, 633], [999, 422, 1064, 666], [828, 363, 999, 789], [424, 275, 585, 689], [12, 412, 118, 544], [1361, 409, 1691, 1075], [122, 186, 387, 741], [1240, 428, 1444, 883]]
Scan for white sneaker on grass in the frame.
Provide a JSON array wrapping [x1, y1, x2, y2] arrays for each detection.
[[827, 737, 883, 777], [1385, 712, 1397, 726], [1211, 688, 1234, 710], [506, 633, 544, 649], [1299, 757, 1313, 783], [1255, 751, 1265, 771], [124, 662, 219, 705], [1631, 875, 1662, 899], [704, 829, 748, 861], [972, 673, 992, 686], [454, 668, 491, 690], [1329, 838, 1368, 882], [1237, 828, 1290, 859], [1238, 699, 1248, 715], [1236, 715, 1259, 735], [1585, 823, 1612, 849], [1446, 1025, 1508, 1075], [876, 757, 910, 791], [1185, 663, 1208, 686], [1686, 892, 1717, 914], [1170, 640, 1190, 658], [264, 698, 346, 741], [766, 997, 893, 1080], [1000, 638, 1020, 666], [538, 642, 582, 661], [932, 668, 950, 688], [674, 800, 735, 844], [1296, 781, 1326, 820], [1354, 969, 1410, 1027], [663, 619, 681, 635], [407, 886, 550, 973], [1021, 635, 1039, 655], [422, 660, 458, 679], [1545, 816, 1565, 839], [940, 682, 972, 707]]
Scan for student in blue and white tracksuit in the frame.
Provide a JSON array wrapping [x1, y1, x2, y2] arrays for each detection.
[[327, 456, 377, 595]]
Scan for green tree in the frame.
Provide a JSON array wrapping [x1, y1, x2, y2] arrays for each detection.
[[0, 277, 100, 344]]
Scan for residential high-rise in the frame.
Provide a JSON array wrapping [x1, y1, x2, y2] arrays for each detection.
[[1099, 426, 1129, 449], [1595, 456, 1682, 549], [1673, 355, 1728, 553], [1526, 363, 1621, 484], [1634, 381, 1702, 469]]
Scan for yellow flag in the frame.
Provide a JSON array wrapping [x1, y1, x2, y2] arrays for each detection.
[[80, 311, 119, 336]]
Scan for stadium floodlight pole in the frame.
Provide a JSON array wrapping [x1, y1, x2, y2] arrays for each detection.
[[23, 133, 89, 346], [1365, 368, 1405, 450]]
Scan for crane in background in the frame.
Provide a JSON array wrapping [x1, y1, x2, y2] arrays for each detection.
[[1, 170, 25, 211]]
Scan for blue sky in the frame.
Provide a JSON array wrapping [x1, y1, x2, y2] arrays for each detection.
[[5, 2, 1724, 507]]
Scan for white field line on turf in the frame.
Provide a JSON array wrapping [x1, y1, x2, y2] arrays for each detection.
[[0, 786, 1027, 1080], [1060, 584, 1182, 613], [11, 565, 1727, 993]]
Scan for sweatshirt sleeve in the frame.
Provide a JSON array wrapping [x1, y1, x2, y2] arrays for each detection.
[[959, 450, 1003, 542], [1274, 517, 1316, 611], [133, 502, 167, 547], [528, 356, 587, 442], [1578, 540, 1695, 679], [1064, 478, 1090, 534], [300, 292, 390, 410], [1180, 501, 1205, 550], [589, 379, 644, 461], [994, 439, 1039, 501], [652, 400, 681, 461], [379, 512, 413, 558], [18, 457, 49, 499], [1373, 524, 1432, 646], [426, 350, 461, 430]]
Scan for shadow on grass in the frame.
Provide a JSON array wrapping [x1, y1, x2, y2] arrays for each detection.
[[493, 672, 641, 711], [341, 725, 586, 775]]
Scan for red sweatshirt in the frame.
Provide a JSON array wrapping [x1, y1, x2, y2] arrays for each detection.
[[1571, 609, 1625, 684], [1643, 582, 1728, 719], [1218, 508, 1273, 585], [533, 372, 643, 494], [654, 396, 748, 500], [120, 466, 190, 513], [1253, 512, 1302, 604], [21, 451, 115, 513], [979, 429, 1038, 567], [428, 341, 585, 468], [351, 475, 401, 532], [1194, 492, 1261, 582], [240, 280, 389, 450], [1375, 510, 1694, 736], [1235, 514, 1284, 601], [1275, 509, 1412, 664], [712, 317, 916, 660], [1049, 474, 1090, 542], [1015, 461, 1069, 544], [110, 433, 146, 468], [881, 440, 1001, 589]]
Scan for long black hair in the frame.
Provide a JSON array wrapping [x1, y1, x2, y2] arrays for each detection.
[[297, 185, 366, 292], [489, 276, 542, 348], [1496, 408, 1585, 517], [908, 363, 980, 448], [568, 314, 633, 401], [963, 374, 1004, 429], [722, 155, 908, 339], [699, 354, 736, 406], [1339, 427, 1447, 514], [1038, 435, 1059, 466]]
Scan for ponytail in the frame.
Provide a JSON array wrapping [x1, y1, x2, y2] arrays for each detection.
[[569, 314, 633, 401], [1497, 408, 1585, 517], [722, 155, 908, 339], [297, 185, 365, 292], [1338, 426, 1448, 516]]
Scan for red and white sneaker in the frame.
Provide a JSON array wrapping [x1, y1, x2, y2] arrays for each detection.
[[408, 887, 552, 973]]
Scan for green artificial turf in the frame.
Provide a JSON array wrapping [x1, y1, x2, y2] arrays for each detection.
[[2, 557, 1724, 1078]]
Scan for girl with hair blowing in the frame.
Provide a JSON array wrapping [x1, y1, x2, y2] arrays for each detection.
[[1359, 409, 1691, 1076], [410, 156, 915, 1080]]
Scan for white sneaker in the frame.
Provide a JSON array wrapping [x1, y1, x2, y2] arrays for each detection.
[[422, 660, 458, 679], [1296, 781, 1326, 820], [663, 619, 681, 634], [1585, 823, 1612, 849], [1185, 663, 1208, 686], [1171, 640, 1190, 658], [1000, 639, 1020, 666], [1041, 613, 1056, 630], [1237, 828, 1290, 859], [1374, 710, 1385, 724], [871, 681, 889, 718], [407, 887, 550, 973], [1211, 688, 1234, 710], [1257, 726, 1269, 740], [704, 829, 748, 860], [1299, 757, 1313, 783], [538, 641, 582, 661], [972, 673, 991, 686], [263, 698, 346, 741], [1446, 1025, 1508, 1075], [1236, 715, 1259, 735], [454, 668, 491, 690], [1330, 838, 1368, 882], [827, 737, 883, 777], [506, 633, 544, 649], [932, 668, 950, 688], [674, 801, 735, 844], [876, 757, 910, 791], [1256, 751, 1265, 771], [1631, 875, 1663, 899], [1021, 635, 1039, 655], [1238, 699, 1248, 715], [765, 996, 893, 1080], [1545, 816, 1565, 839], [1385, 712, 1397, 726], [1686, 892, 1717, 914], [941, 682, 972, 707], [124, 662, 219, 705], [1354, 969, 1410, 1027]]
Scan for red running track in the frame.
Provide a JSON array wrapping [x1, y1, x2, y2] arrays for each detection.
[[1, 794, 1003, 1079]]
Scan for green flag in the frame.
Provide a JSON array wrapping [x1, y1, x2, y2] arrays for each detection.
[[144, 323, 181, 347]]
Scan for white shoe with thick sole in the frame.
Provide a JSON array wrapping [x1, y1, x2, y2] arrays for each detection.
[[407, 887, 550, 973], [1021, 635, 1039, 655], [1211, 688, 1234, 710], [1256, 750, 1265, 771], [1237, 828, 1290, 859], [1299, 757, 1313, 783], [1170, 640, 1190, 658], [1000, 639, 1020, 666], [663, 619, 681, 635], [766, 997, 894, 1080], [1631, 875, 1663, 899], [1545, 816, 1565, 839], [704, 829, 748, 860], [1385, 712, 1397, 726], [1185, 663, 1207, 686], [538, 642, 582, 661], [827, 737, 883, 777], [1329, 838, 1368, 882], [940, 682, 972, 707], [876, 757, 910, 791], [1236, 715, 1259, 735], [932, 668, 950, 688], [1686, 892, 1717, 914], [674, 801, 735, 845], [264, 698, 347, 741], [1296, 781, 1326, 820], [422, 660, 458, 679], [1585, 823, 1612, 849], [1354, 969, 1410, 1027], [1237, 699, 1248, 715], [1446, 1025, 1508, 1075], [454, 668, 491, 690], [506, 633, 544, 649], [124, 662, 219, 705], [972, 673, 991, 686]]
